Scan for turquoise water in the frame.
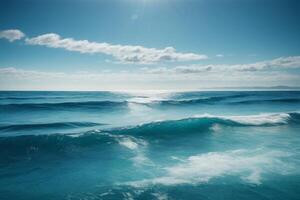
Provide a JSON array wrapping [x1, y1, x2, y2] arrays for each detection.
[[0, 91, 300, 200]]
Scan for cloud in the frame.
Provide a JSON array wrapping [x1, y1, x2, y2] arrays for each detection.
[[229, 56, 300, 71], [1, 66, 299, 91], [141, 66, 212, 74], [0, 29, 25, 42], [142, 56, 300, 74], [25, 33, 207, 64], [0, 67, 65, 78], [216, 54, 224, 57]]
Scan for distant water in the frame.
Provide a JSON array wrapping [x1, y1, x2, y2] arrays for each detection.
[[1, 91, 300, 200]]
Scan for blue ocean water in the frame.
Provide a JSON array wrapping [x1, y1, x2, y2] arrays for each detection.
[[0, 91, 300, 200]]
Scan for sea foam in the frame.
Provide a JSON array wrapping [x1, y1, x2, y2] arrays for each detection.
[[128, 148, 295, 187]]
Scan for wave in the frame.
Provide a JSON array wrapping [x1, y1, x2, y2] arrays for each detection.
[[135, 96, 300, 106], [0, 122, 105, 132], [136, 94, 248, 105], [0, 101, 128, 111], [232, 98, 300, 104], [0, 96, 79, 100], [193, 112, 297, 125], [0, 93, 125, 101], [0, 132, 122, 163], [1, 112, 299, 137], [109, 112, 300, 137], [0, 112, 299, 164], [109, 93, 249, 106], [1, 96, 299, 111], [0, 97, 230, 110], [0, 131, 149, 164]]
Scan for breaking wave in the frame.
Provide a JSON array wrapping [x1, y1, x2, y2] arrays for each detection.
[[0, 112, 299, 164], [110, 112, 300, 137]]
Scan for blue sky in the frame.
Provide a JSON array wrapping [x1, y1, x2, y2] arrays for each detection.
[[0, 0, 300, 90]]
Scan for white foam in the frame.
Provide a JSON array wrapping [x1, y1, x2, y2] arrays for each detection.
[[117, 136, 148, 149], [210, 123, 222, 132], [122, 192, 134, 200], [152, 192, 169, 200], [128, 148, 294, 187], [117, 136, 152, 166], [195, 112, 291, 125], [228, 113, 291, 125], [67, 133, 84, 138], [119, 138, 139, 150], [132, 154, 150, 164], [127, 97, 163, 104]]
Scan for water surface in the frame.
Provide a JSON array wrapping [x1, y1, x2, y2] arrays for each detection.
[[1, 91, 300, 200]]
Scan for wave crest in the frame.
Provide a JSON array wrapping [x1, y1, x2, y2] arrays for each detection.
[[110, 112, 300, 137]]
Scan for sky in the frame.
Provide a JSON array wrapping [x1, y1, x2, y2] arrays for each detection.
[[0, 0, 300, 90]]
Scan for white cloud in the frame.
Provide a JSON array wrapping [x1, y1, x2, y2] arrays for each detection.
[[25, 33, 207, 64], [1, 66, 299, 91], [141, 66, 212, 74], [0, 29, 25, 42], [0, 67, 64, 78], [142, 56, 300, 74], [216, 54, 224, 57]]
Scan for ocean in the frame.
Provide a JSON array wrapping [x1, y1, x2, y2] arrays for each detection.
[[0, 91, 300, 200]]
